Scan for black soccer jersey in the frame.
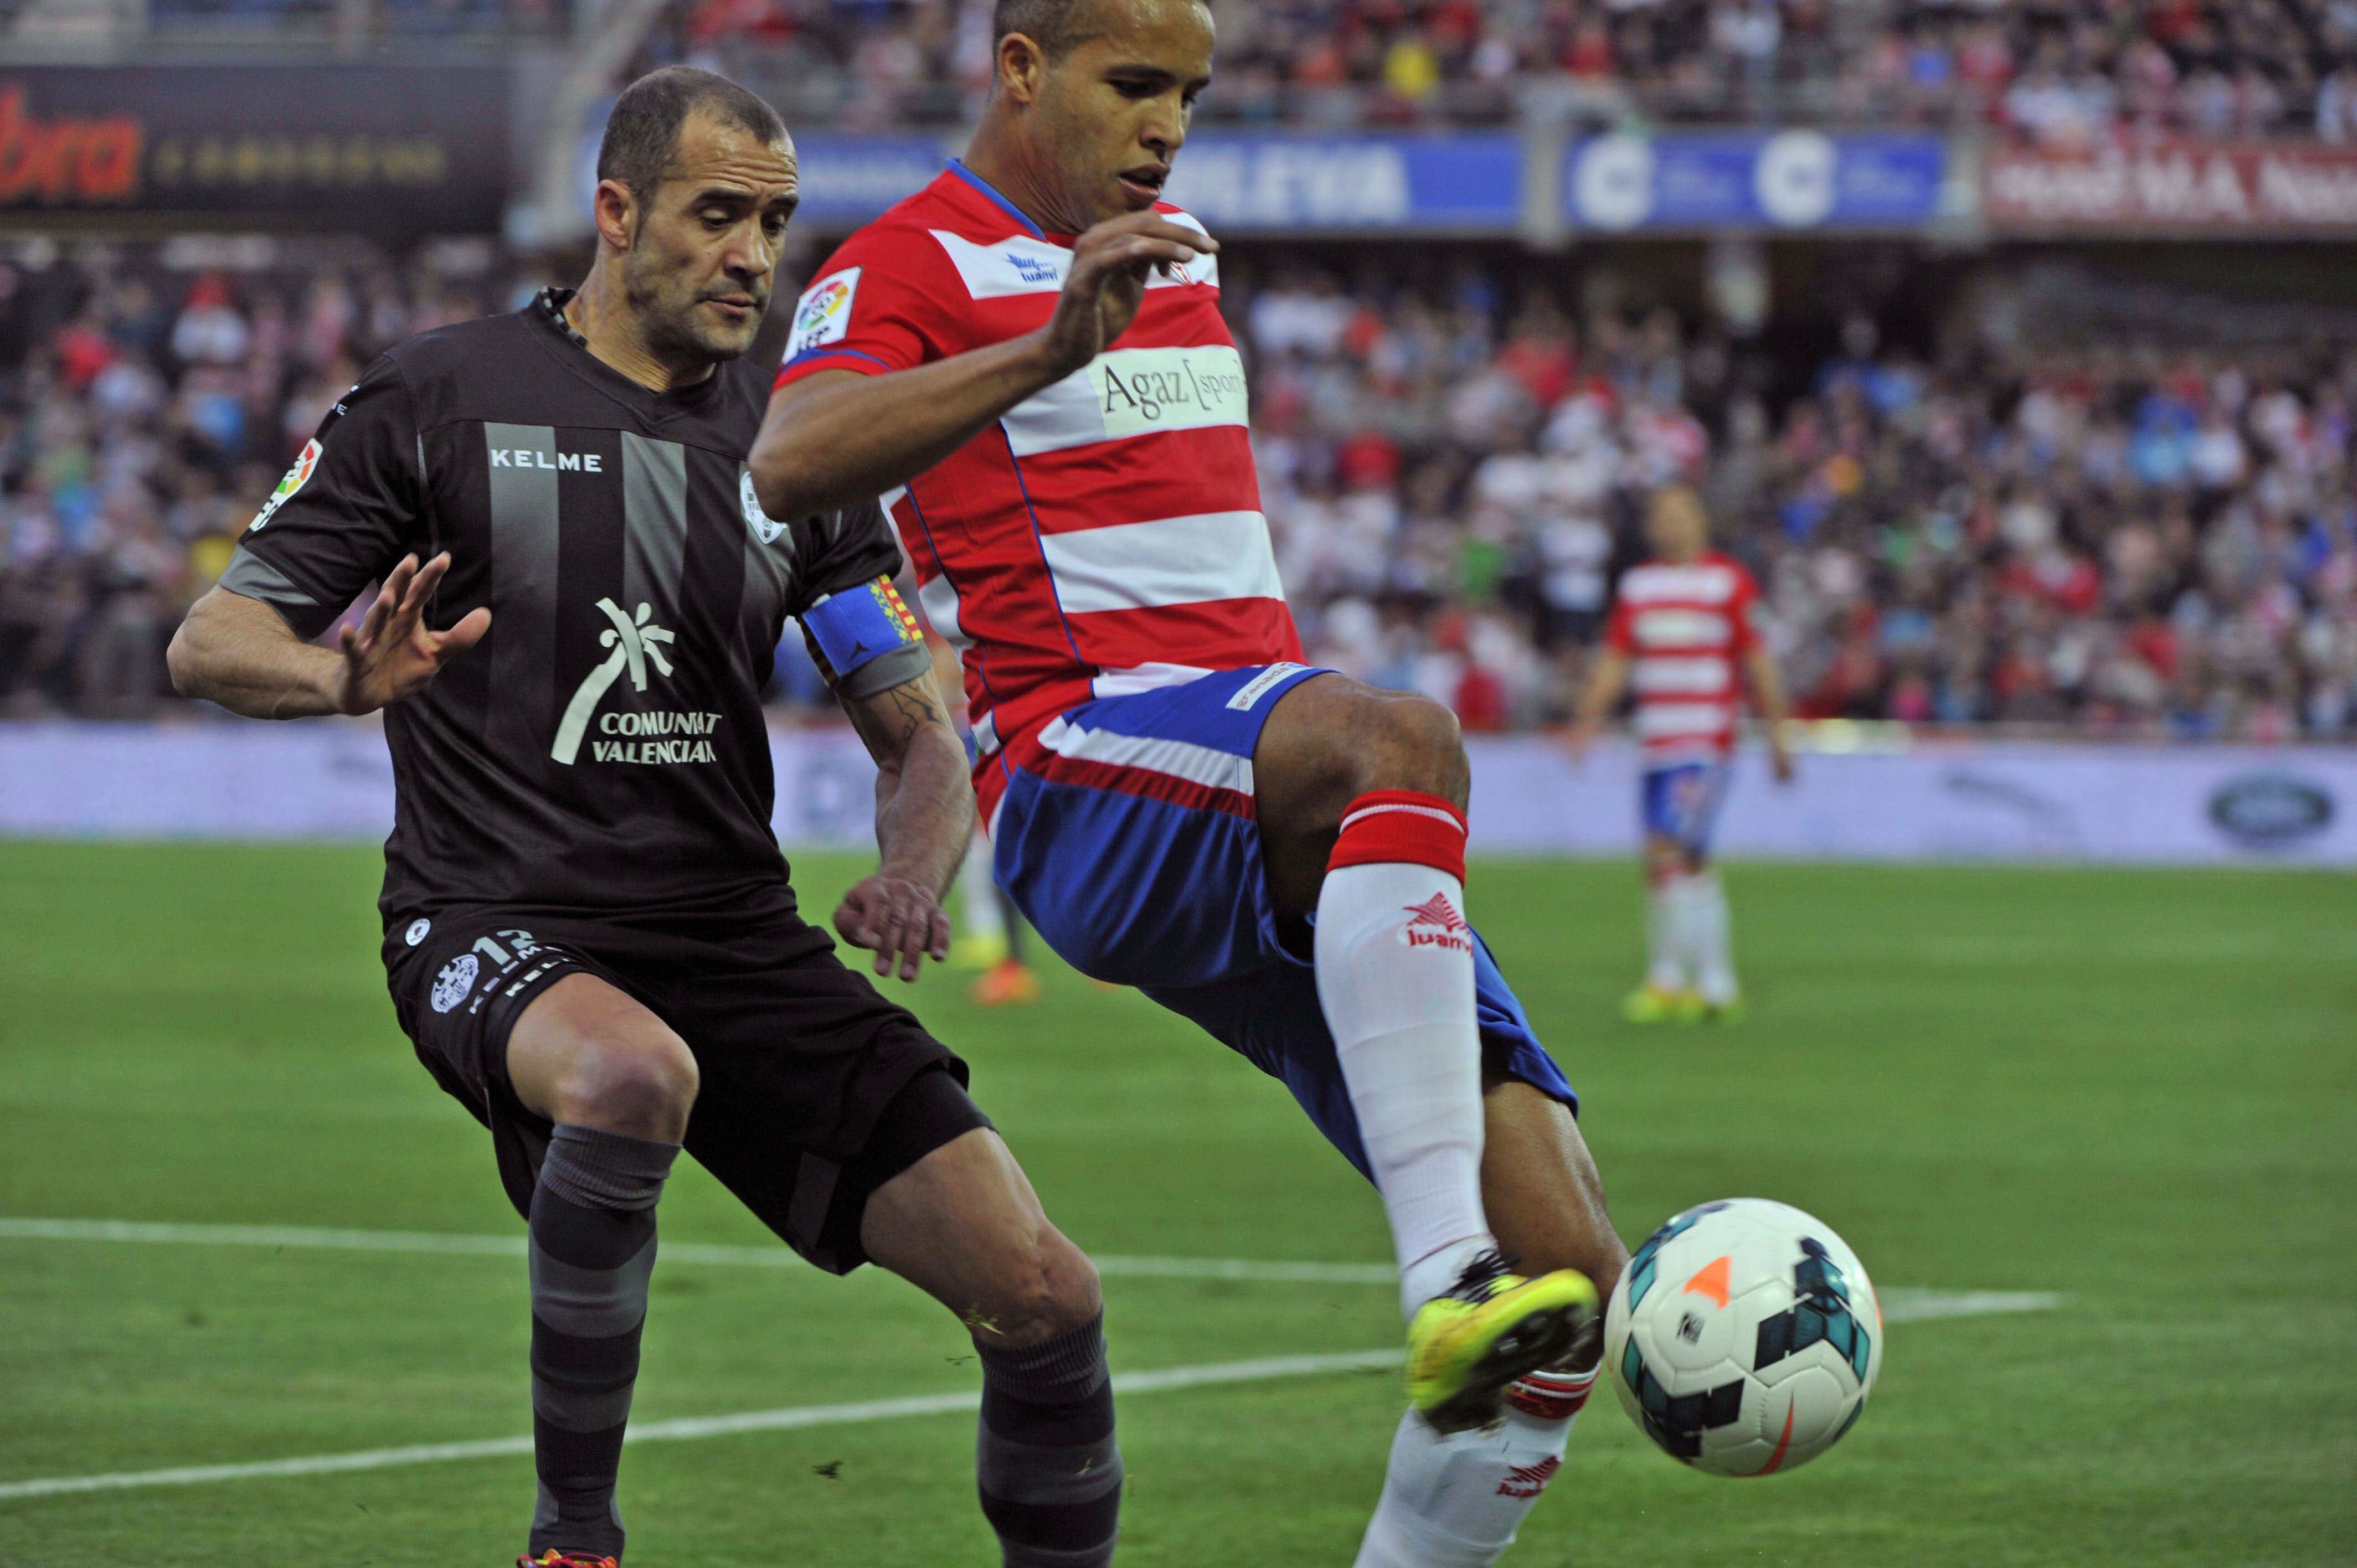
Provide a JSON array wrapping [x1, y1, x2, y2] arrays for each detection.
[[220, 288, 925, 926]]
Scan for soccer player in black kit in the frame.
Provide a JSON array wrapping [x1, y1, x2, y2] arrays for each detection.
[[168, 69, 1121, 1568]]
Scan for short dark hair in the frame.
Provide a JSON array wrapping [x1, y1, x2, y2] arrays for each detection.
[[991, 0, 1111, 60], [596, 66, 786, 202]]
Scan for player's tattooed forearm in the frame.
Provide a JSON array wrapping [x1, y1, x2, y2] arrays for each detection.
[[846, 678, 946, 761]]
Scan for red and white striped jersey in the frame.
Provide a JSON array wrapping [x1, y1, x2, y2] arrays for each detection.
[[775, 163, 1301, 798], [1603, 552, 1763, 760]]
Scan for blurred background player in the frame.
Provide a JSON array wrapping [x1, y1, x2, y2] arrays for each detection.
[[752, 3, 1625, 1564], [954, 792, 1044, 1005], [933, 631, 1042, 1005], [1571, 486, 1792, 1024]]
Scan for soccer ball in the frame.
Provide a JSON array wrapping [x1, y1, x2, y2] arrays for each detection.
[[1605, 1198, 1881, 1476]]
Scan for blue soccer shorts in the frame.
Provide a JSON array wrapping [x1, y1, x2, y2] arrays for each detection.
[[1642, 759, 1732, 861], [987, 663, 1578, 1182]]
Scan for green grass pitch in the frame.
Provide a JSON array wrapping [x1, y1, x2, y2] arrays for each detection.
[[1, 842, 2352, 1566]]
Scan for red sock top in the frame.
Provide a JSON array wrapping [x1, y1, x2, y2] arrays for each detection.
[[1328, 790, 1469, 881]]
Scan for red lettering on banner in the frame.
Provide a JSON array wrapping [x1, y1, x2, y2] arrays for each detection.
[[0, 85, 142, 205], [1987, 138, 2357, 231]]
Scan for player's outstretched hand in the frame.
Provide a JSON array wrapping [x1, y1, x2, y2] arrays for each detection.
[[1038, 211, 1218, 375], [835, 873, 953, 983], [333, 553, 491, 716]]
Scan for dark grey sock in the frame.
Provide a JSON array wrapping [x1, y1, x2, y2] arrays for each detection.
[[973, 1313, 1122, 1568], [525, 1123, 678, 1561]]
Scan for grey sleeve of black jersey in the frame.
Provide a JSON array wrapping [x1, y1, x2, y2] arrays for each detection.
[[220, 355, 424, 641], [216, 550, 326, 624], [828, 637, 933, 700]]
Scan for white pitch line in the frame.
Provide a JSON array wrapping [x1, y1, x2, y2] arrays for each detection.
[[0, 1349, 1406, 1503], [0, 1241, 2057, 1508], [0, 1216, 1396, 1285], [0, 1223, 2065, 1313]]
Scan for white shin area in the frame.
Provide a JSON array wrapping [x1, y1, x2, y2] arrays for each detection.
[[1644, 878, 1685, 990], [1689, 867, 1737, 1004], [1314, 859, 1495, 1319], [1351, 1403, 1578, 1568], [958, 833, 1007, 941]]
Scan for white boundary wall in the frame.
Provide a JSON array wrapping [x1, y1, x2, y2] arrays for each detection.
[[2, 722, 2351, 865]]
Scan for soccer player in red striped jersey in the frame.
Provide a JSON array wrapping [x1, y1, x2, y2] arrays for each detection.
[[752, 2, 1628, 1560], [1572, 487, 1794, 1023]]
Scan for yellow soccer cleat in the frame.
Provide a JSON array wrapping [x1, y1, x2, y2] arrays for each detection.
[[1622, 984, 1704, 1024], [518, 1552, 617, 1568], [950, 931, 1010, 972], [1406, 1251, 1600, 1434]]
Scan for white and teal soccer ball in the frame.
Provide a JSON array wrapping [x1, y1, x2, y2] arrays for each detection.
[[1604, 1198, 1881, 1476]]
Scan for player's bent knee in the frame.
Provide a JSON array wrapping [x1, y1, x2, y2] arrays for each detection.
[[1347, 691, 1470, 804], [557, 1035, 699, 1139], [986, 1229, 1103, 1345]]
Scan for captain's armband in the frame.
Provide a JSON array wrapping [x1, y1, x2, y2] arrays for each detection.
[[801, 575, 930, 700]]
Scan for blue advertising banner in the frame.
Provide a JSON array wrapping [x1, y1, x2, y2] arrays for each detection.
[[728, 132, 1521, 234], [1162, 133, 1524, 233], [788, 133, 949, 226], [1566, 130, 1947, 232]]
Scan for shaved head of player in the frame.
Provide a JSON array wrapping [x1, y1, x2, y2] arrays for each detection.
[[167, 64, 1127, 1568], [574, 66, 797, 383]]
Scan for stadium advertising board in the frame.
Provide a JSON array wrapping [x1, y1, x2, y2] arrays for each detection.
[[1565, 130, 1948, 233], [0, 66, 508, 231], [1157, 133, 1524, 233], [8, 727, 2353, 868], [763, 132, 945, 228], [604, 131, 1520, 234], [1985, 138, 2357, 231], [1464, 741, 2356, 865]]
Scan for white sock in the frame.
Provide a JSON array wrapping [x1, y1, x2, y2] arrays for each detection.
[[1691, 868, 1738, 1005], [958, 833, 1006, 943], [1644, 880, 1684, 991], [1351, 1368, 1593, 1568], [1663, 873, 1710, 992], [1315, 795, 1495, 1321]]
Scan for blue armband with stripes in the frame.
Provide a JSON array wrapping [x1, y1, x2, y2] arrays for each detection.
[[803, 575, 926, 689]]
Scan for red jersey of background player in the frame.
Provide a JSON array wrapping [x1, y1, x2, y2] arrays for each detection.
[[775, 161, 1301, 813], [1602, 551, 1764, 763]]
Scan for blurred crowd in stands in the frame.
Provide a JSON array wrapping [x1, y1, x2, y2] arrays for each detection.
[[102, 0, 2357, 141], [1, 241, 2351, 743], [1239, 262, 2357, 741], [0, 245, 538, 720], [659, 0, 2357, 140]]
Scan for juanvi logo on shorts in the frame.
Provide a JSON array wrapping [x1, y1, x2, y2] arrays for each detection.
[[549, 597, 719, 767]]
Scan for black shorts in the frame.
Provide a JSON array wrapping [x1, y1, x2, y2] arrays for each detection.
[[385, 902, 991, 1274]]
